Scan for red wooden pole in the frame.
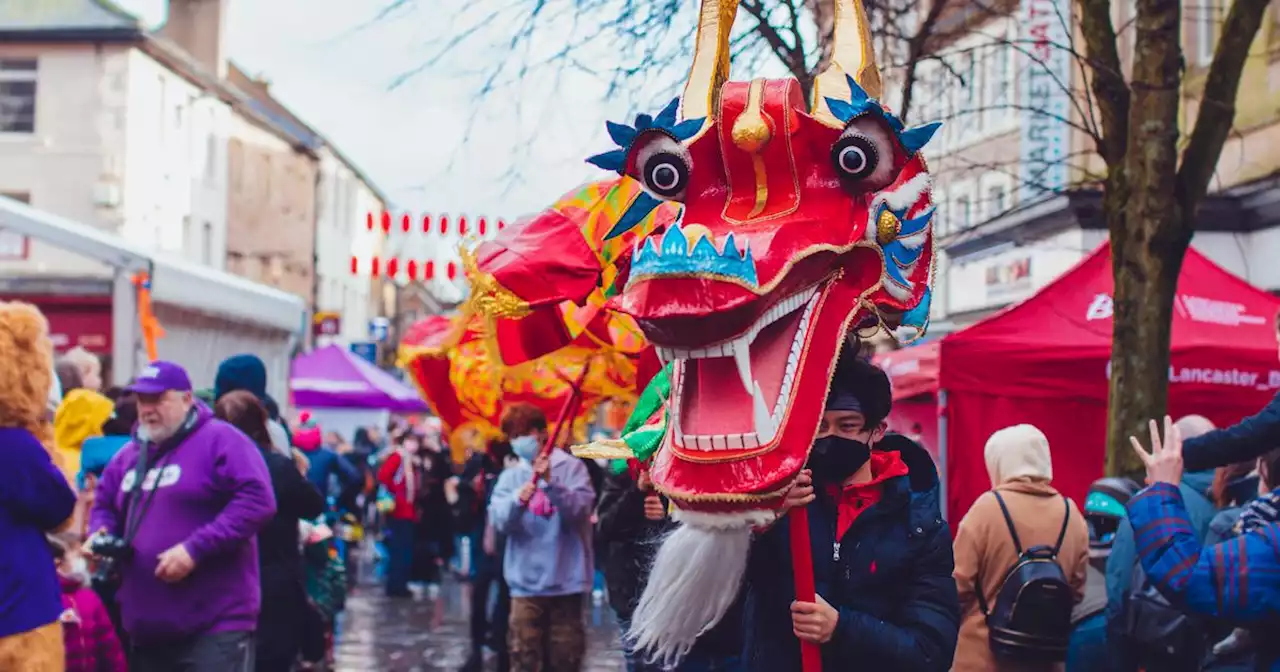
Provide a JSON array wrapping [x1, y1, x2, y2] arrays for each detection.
[[529, 361, 593, 485], [789, 505, 823, 672]]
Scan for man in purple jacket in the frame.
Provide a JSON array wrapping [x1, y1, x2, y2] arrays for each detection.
[[88, 361, 276, 671]]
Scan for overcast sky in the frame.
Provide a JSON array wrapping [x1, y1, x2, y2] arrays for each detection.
[[214, 0, 675, 219]]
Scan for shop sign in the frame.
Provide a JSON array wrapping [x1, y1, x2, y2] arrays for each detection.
[[1018, 0, 1071, 202], [985, 256, 1032, 300], [313, 311, 341, 337]]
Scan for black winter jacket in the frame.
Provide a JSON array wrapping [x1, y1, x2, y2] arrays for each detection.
[[257, 449, 326, 665], [595, 470, 743, 659], [742, 434, 959, 671], [1184, 390, 1280, 472]]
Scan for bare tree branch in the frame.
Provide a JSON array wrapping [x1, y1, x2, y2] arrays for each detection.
[[1176, 0, 1271, 215]]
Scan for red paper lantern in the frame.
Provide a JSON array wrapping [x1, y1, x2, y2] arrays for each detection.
[[406, 260, 418, 279], [371, 256, 381, 277], [380, 212, 391, 233], [440, 215, 449, 235], [387, 258, 399, 277], [478, 217, 488, 236], [422, 215, 431, 233], [401, 214, 410, 232], [425, 260, 436, 280], [350, 255, 358, 275], [498, 219, 507, 230], [366, 212, 374, 231], [446, 261, 457, 280], [459, 216, 469, 236]]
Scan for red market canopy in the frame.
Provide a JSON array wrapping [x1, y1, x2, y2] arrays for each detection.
[[935, 243, 1280, 521], [875, 341, 939, 401]]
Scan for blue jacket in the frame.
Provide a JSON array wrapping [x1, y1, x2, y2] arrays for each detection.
[[487, 449, 596, 598], [741, 435, 959, 671], [0, 427, 77, 638], [1127, 483, 1280, 670], [1184, 391, 1280, 472], [299, 446, 359, 497], [1105, 468, 1217, 622], [79, 434, 130, 489]]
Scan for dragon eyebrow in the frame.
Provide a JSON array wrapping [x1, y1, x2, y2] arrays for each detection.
[[823, 74, 941, 156]]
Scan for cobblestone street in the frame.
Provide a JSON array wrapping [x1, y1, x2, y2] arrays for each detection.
[[334, 580, 627, 671]]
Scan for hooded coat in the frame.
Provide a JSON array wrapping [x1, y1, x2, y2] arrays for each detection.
[[952, 425, 1090, 672], [742, 435, 959, 671], [53, 390, 114, 486]]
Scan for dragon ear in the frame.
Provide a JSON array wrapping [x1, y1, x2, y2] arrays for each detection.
[[811, 0, 883, 127], [681, 0, 740, 123]]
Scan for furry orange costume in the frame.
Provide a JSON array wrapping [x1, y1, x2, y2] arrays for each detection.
[[0, 301, 76, 671]]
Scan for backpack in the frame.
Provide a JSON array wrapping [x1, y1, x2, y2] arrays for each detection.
[[1119, 558, 1206, 671], [977, 491, 1075, 662]]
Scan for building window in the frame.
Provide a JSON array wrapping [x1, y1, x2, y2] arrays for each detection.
[[955, 194, 972, 231], [202, 221, 213, 265], [988, 184, 1007, 218], [988, 40, 1012, 127], [1196, 0, 1219, 66], [0, 59, 37, 133]]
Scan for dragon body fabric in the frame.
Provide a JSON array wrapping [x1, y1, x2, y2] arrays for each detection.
[[470, 0, 938, 664]]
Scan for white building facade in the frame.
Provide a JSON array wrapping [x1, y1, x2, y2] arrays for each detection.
[[0, 40, 230, 276], [314, 148, 385, 347]]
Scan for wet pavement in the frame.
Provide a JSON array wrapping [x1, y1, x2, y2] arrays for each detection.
[[334, 580, 627, 671]]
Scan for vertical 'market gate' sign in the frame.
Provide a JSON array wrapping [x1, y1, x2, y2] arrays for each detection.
[[1018, 0, 1072, 202]]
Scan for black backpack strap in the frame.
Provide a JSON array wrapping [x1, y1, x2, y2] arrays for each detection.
[[977, 491, 1020, 618], [992, 490, 1023, 555], [1052, 494, 1071, 556]]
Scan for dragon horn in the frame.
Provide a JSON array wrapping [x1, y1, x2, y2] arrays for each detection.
[[811, 0, 883, 127], [681, 0, 740, 122]]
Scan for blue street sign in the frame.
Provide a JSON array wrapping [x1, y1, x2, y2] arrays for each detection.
[[349, 342, 377, 364]]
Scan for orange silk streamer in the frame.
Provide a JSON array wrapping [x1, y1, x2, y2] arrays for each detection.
[[132, 273, 165, 361]]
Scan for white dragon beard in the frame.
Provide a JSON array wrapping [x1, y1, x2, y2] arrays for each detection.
[[627, 509, 776, 669]]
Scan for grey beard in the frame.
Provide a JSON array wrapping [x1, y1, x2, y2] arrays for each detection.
[[137, 423, 178, 444]]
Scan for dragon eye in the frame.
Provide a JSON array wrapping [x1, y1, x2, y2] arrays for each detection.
[[833, 136, 877, 181], [644, 153, 688, 197], [830, 115, 901, 191], [631, 133, 692, 201]]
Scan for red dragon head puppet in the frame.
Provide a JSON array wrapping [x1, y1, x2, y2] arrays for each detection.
[[473, 0, 937, 662]]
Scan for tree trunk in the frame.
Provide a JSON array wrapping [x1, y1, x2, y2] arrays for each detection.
[[1106, 208, 1187, 477], [1105, 0, 1185, 477]]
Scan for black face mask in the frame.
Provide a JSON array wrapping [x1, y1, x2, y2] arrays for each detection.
[[808, 435, 872, 484]]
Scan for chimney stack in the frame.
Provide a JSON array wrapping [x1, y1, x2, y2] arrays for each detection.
[[157, 0, 228, 78]]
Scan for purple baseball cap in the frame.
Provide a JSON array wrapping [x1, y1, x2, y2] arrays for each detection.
[[126, 361, 193, 395]]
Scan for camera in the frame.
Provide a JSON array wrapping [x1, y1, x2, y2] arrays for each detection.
[[88, 533, 133, 597]]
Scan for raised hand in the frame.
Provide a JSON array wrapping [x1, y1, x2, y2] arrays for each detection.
[[1129, 415, 1184, 486]]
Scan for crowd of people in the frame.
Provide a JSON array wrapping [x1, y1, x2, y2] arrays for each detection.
[[1, 333, 1279, 671]]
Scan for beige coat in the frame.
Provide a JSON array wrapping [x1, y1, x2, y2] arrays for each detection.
[[951, 480, 1090, 672]]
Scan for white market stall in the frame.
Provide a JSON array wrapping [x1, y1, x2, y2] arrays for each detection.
[[0, 196, 306, 398]]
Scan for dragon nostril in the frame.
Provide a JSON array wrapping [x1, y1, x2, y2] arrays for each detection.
[[876, 209, 900, 245]]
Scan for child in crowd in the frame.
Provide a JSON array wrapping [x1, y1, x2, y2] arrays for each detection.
[[48, 534, 126, 672]]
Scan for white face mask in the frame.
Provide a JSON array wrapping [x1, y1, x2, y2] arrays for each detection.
[[510, 435, 539, 462]]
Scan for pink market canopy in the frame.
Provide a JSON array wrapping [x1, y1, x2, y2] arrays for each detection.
[[290, 345, 428, 413]]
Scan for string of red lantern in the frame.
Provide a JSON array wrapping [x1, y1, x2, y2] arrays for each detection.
[[363, 212, 508, 236], [350, 256, 461, 281]]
